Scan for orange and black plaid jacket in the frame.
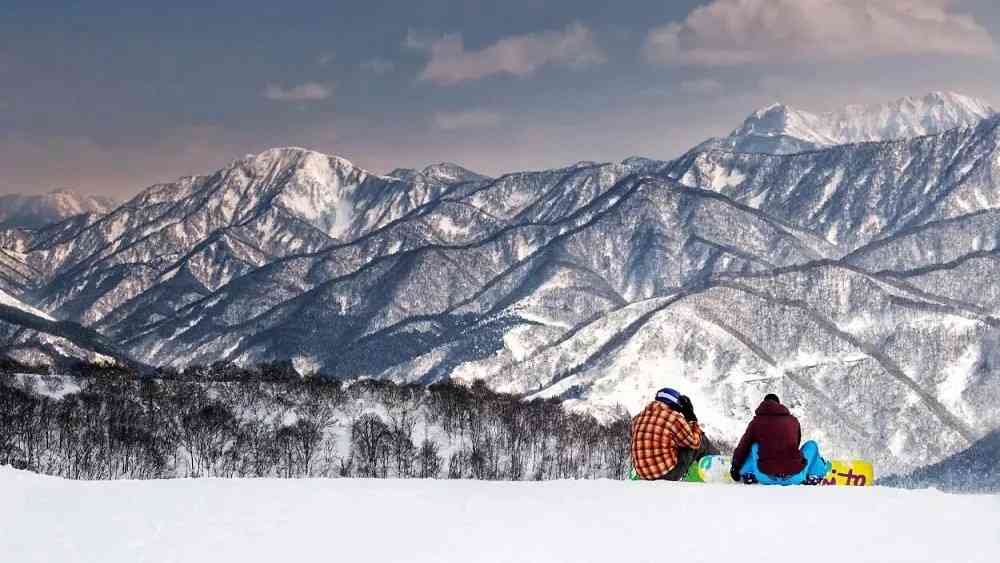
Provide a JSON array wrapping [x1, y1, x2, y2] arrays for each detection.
[[630, 400, 702, 479]]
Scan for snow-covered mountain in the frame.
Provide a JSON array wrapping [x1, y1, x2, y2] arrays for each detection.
[[700, 91, 996, 154], [3, 93, 1000, 475], [0, 190, 116, 230], [0, 287, 127, 367], [669, 115, 1000, 249]]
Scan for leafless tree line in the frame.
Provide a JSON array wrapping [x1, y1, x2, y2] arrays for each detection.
[[0, 360, 630, 481]]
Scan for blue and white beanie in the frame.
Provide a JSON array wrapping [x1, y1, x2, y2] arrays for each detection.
[[655, 387, 682, 406]]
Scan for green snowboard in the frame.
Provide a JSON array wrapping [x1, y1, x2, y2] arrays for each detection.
[[626, 455, 731, 482]]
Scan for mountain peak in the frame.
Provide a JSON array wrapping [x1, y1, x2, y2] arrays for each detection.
[[751, 102, 790, 116], [227, 148, 390, 239], [734, 103, 798, 137], [843, 91, 996, 118], [924, 90, 961, 102], [384, 162, 488, 184], [420, 162, 489, 184], [719, 92, 996, 154], [0, 190, 117, 230], [234, 147, 367, 176], [386, 167, 419, 181], [921, 90, 988, 107]]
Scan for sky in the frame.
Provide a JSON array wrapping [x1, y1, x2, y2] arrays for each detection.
[[2, 0, 1000, 198]]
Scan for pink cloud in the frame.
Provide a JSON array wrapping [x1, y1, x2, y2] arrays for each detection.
[[644, 0, 995, 66], [412, 22, 606, 85]]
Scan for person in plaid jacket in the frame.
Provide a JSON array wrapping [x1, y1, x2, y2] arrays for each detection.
[[630, 387, 714, 480]]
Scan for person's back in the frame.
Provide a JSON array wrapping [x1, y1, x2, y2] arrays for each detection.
[[630, 387, 709, 480], [731, 396, 805, 479], [730, 394, 829, 485]]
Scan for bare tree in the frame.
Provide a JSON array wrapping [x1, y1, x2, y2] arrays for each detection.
[[417, 437, 442, 478], [351, 413, 390, 478], [1, 363, 635, 482]]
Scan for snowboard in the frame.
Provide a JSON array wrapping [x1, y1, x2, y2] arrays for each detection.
[[629, 455, 874, 486], [822, 459, 875, 486], [683, 455, 874, 486]]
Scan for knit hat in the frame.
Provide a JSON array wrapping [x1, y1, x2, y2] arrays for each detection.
[[655, 387, 682, 406], [764, 393, 780, 403]]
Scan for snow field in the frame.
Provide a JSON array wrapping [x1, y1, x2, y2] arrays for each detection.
[[2, 467, 998, 563]]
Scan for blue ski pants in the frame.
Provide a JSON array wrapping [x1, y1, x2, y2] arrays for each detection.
[[738, 440, 831, 485]]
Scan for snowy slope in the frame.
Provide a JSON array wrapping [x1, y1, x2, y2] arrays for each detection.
[[670, 116, 1000, 249], [1, 467, 998, 563], [701, 91, 996, 154], [120, 175, 831, 369], [26, 148, 426, 326], [0, 289, 129, 367]]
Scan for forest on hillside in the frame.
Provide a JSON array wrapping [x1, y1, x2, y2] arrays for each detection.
[[0, 359, 631, 481]]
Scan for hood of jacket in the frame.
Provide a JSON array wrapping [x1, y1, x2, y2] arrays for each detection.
[[755, 400, 791, 417]]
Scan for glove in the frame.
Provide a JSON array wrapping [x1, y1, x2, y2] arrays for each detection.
[[678, 395, 697, 423]]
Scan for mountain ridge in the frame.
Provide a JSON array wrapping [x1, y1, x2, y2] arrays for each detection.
[[3, 93, 1000, 476], [700, 91, 996, 155]]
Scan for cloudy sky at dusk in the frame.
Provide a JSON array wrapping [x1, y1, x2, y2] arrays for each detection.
[[3, 0, 1000, 197]]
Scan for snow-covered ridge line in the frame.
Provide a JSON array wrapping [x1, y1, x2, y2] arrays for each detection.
[[736, 91, 996, 144], [232, 146, 400, 182], [670, 114, 1000, 248], [701, 91, 996, 155]]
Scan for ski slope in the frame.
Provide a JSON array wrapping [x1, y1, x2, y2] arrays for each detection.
[[2, 467, 998, 563]]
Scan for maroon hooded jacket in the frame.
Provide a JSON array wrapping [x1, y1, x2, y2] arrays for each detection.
[[730, 399, 806, 478]]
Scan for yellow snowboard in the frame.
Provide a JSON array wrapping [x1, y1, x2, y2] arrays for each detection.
[[822, 460, 874, 486]]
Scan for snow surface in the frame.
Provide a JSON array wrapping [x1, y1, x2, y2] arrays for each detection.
[[2, 467, 998, 563]]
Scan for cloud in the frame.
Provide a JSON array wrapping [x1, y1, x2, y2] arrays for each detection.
[[432, 110, 503, 131], [263, 82, 332, 102], [411, 22, 606, 85], [318, 52, 336, 66], [679, 78, 723, 96], [405, 29, 436, 51], [644, 0, 996, 66], [360, 58, 395, 75]]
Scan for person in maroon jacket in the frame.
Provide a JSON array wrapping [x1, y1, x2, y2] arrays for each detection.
[[729, 394, 830, 485]]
